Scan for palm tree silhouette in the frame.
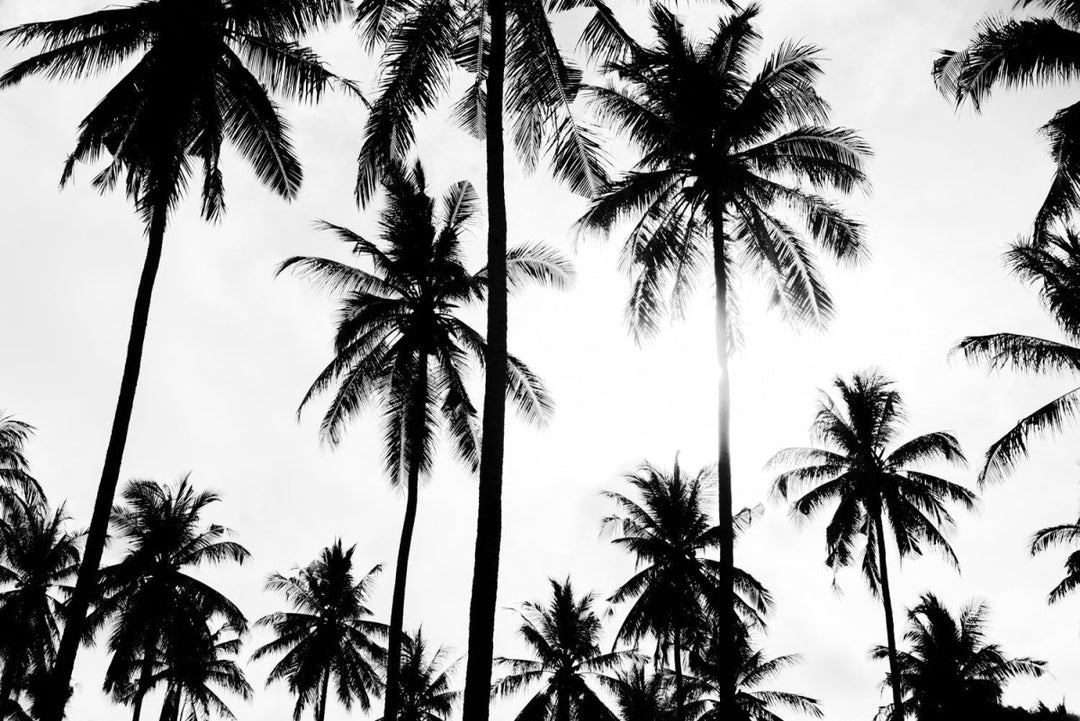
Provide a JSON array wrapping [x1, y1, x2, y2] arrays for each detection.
[[873, 593, 1044, 721], [92, 477, 249, 721], [575, 6, 869, 712], [0, 414, 42, 511], [1030, 502, 1080, 604], [686, 629, 822, 721], [492, 578, 629, 721], [280, 160, 569, 721], [957, 231, 1080, 483], [933, 0, 1080, 237], [130, 623, 252, 721], [0, 4, 350, 712], [252, 541, 386, 721], [384, 629, 459, 721], [609, 664, 677, 721], [350, 3, 605, 714], [0, 501, 81, 718], [769, 371, 973, 721], [602, 461, 771, 721]]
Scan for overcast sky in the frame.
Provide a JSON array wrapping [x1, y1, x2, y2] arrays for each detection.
[[2, 1, 1079, 720]]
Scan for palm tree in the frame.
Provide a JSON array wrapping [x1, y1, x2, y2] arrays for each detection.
[[575, 6, 869, 712], [609, 664, 677, 721], [133, 623, 252, 721], [279, 160, 569, 721], [956, 230, 1080, 483], [769, 371, 973, 721], [93, 477, 249, 721], [1030, 503, 1080, 604], [602, 461, 771, 721], [492, 578, 628, 721], [0, 4, 350, 713], [0, 501, 81, 717], [686, 629, 822, 721], [0, 414, 42, 511], [387, 629, 459, 721], [873, 593, 1044, 721], [350, 3, 606, 714], [252, 541, 386, 721], [933, 0, 1080, 238]]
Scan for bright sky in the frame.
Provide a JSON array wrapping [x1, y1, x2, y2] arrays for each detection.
[[2, 1, 1079, 720]]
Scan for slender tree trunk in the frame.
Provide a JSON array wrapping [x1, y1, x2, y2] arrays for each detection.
[[317, 666, 330, 721], [383, 357, 428, 721], [0, 657, 22, 717], [130, 645, 156, 721], [462, 3, 507, 721], [711, 196, 737, 720], [157, 683, 180, 721], [41, 201, 168, 721], [672, 629, 684, 721], [873, 510, 905, 721]]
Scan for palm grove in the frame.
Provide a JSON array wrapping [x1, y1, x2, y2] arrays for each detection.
[[1, 1, 1079, 720]]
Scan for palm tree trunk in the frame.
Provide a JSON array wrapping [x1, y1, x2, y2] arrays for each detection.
[[462, 2, 507, 721], [41, 200, 168, 721], [131, 647, 156, 721], [711, 195, 737, 720], [157, 683, 180, 721], [0, 658, 21, 717], [317, 666, 330, 721], [383, 356, 428, 721], [873, 510, 905, 721], [672, 629, 684, 721]]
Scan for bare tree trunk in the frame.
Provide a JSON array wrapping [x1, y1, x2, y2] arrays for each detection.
[[461, 3, 507, 721], [711, 196, 737, 720], [383, 357, 428, 721], [41, 200, 168, 721], [0, 658, 21, 718], [317, 666, 330, 721], [873, 510, 905, 721], [131, 647, 156, 721], [673, 628, 684, 721]]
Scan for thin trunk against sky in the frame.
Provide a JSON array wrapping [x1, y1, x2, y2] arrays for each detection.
[[463, 2, 508, 720], [873, 510, 905, 721]]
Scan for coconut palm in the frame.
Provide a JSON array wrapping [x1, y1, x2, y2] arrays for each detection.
[[252, 541, 386, 721], [603, 461, 771, 721], [957, 230, 1080, 483], [0, 414, 42, 512], [127, 623, 251, 721], [933, 0, 1080, 238], [279, 160, 569, 721], [1030, 503, 1080, 604], [93, 477, 249, 721], [575, 6, 869, 712], [609, 664, 677, 721], [492, 578, 628, 721], [769, 371, 973, 721], [0, 3, 350, 713], [0, 501, 81, 717], [386, 629, 459, 721], [873, 593, 1044, 721], [686, 629, 822, 721], [350, 3, 606, 714]]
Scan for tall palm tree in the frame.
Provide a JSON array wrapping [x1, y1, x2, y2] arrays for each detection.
[[492, 578, 629, 721], [387, 629, 459, 721], [686, 629, 822, 721], [280, 160, 569, 721], [957, 230, 1080, 483], [0, 501, 81, 717], [575, 6, 869, 712], [0, 4, 349, 714], [873, 593, 1045, 721], [350, 4, 606, 715], [93, 477, 249, 721], [0, 414, 42, 512], [603, 461, 771, 721], [1030, 504, 1080, 604], [609, 664, 677, 721], [252, 541, 386, 721], [769, 371, 973, 721], [933, 0, 1080, 238]]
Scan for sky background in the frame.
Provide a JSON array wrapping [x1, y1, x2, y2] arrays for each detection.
[[2, 1, 1080, 720]]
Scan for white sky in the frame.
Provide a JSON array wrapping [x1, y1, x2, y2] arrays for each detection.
[[2, 1, 1080, 720]]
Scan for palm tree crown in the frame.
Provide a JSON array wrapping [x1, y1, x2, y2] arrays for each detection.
[[252, 541, 386, 721], [933, 0, 1080, 237], [493, 578, 628, 721], [390, 629, 459, 721], [1030, 501, 1080, 604], [0, 414, 42, 512], [957, 230, 1080, 483], [874, 593, 1045, 721]]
